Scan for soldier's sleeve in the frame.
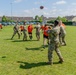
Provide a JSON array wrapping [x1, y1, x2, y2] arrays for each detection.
[[52, 29, 57, 36]]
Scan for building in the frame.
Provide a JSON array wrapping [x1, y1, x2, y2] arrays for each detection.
[[65, 16, 76, 22], [0, 16, 34, 22]]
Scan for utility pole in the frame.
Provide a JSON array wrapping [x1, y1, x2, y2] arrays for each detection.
[[10, 2, 13, 20]]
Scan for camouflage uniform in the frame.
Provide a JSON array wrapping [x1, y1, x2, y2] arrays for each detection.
[[34, 24, 41, 40], [59, 25, 66, 46], [11, 24, 20, 39], [48, 25, 64, 64], [47, 26, 52, 44], [22, 25, 27, 41]]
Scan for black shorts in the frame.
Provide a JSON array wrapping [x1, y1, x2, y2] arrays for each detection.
[[28, 32, 32, 34], [43, 35, 48, 39], [21, 30, 23, 31]]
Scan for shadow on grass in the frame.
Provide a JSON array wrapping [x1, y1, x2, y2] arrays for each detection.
[[12, 39, 39, 42], [2, 56, 6, 58], [12, 40, 25, 42], [17, 61, 48, 69], [4, 38, 23, 42], [17, 61, 60, 69], [4, 38, 12, 40], [25, 45, 48, 51], [26, 47, 42, 50]]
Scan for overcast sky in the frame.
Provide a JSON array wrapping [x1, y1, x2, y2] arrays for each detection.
[[0, 0, 76, 17]]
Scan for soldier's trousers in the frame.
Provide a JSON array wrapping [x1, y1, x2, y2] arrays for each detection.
[[59, 35, 66, 45], [48, 42, 63, 63], [11, 31, 20, 39], [36, 32, 40, 40], [23, 31, 27, 40]]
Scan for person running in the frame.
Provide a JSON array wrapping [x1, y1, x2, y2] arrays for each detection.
[[34, 23, 41, 41], [27, 24, 33, 40], [0, 23, 2, 29], [11, 23, 20, 40], [59, 20, 66, 46], [42, 24, 49, 48], [22, 24, 27, 41]]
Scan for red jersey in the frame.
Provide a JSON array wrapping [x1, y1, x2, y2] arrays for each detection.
[[41, 25, 44, 30], [20, 25, 24, 31], [43, 26, 48, 36], [0, 24, 2, 29], [28, 25, 33, 33]]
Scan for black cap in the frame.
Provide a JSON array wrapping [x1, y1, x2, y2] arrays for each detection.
[[54, 20, 59, 24], [54, 20, 59, 26]]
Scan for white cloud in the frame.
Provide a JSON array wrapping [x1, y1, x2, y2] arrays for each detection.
[[52, 6, 57, 9], [11, 5, 76, 18], [24, 10, 30, 13], [34, 2, 40, 5], [41, 1, 46, 3], [56, 8, 76, 17], [44, 7, 48, 10], [71, 3, 76, 5], [22, 8, 57, 17], [54, 0, 67, 5], [32, 8, 39, 10], [42, 11, 50, 16], [14, 0, 23, 3], [12, 8, 60, 17], [34, 1, 46, 5], [0, 12, 4, 16]]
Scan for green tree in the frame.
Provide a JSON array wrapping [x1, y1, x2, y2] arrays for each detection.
[[61, 17, 67, 22], [2, 15, 7, 22], [56, 16, 62, 20], [6, 18, 11, 22], [39, 16, 43, 23], [35, 15, 39, 21], [56, 16, 67, 22]]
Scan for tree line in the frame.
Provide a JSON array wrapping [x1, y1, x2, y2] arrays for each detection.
[[1, 15, 68, 23]]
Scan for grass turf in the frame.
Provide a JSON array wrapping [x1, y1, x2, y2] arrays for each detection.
[[0, 25, 76, 75]]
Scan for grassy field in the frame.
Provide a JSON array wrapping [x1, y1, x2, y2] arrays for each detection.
[[0, 25, 76, 75]]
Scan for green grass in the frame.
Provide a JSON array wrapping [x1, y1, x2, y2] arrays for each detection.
[[0, 25, 76, 75]]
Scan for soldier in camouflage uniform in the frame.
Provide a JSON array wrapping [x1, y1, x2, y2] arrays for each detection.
[[11, 23, 20, 40], [22, 24, 27, 41], [59, 20, 66, 46], [47, 20, 64, 65], [34, 23, 41, 41]]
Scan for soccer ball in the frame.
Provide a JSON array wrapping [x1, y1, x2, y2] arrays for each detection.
[[40, 6, 44, 9]]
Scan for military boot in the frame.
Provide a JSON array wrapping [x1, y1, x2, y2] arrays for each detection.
[[59, 58, 64, 63]]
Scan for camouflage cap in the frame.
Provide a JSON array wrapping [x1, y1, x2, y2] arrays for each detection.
[[45, 23, 48, 25], [48, 23, 54, 26]]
